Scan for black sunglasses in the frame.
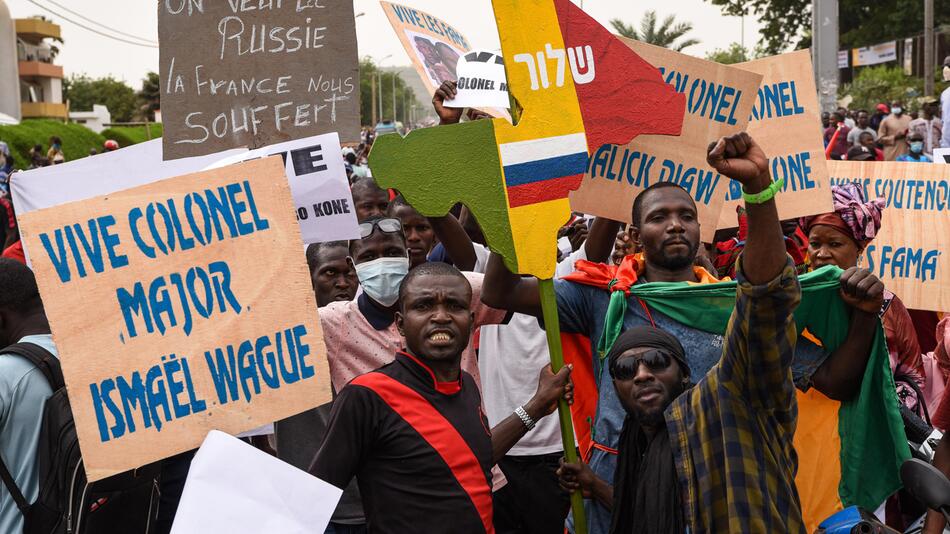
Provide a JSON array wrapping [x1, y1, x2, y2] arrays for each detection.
[[609, 349, 674, 381], [358, 218, 402, 239]]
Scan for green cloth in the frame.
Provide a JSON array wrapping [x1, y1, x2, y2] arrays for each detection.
[[594, 265, 909, 510]]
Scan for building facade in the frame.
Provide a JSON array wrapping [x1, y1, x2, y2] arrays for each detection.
[[16, 16, 65, 119]]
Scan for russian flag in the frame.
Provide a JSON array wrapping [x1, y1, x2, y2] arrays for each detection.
[[499, 133, 589, 208]]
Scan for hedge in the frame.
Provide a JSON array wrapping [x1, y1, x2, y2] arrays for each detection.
[[0, 119, 106, 169], [100, 123, 163, 147]]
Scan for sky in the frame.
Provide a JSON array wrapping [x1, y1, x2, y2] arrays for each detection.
[[4, 0, 761, 90]]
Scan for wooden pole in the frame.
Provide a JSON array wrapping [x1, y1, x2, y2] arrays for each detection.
[[538, 278, 588, 534]]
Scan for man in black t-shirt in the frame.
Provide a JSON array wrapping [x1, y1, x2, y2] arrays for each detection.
[[310, 262, 573, 533]]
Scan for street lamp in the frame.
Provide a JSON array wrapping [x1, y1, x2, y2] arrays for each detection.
[[377, 54, 392, 125]]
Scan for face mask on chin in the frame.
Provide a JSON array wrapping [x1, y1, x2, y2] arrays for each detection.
[[353, 256, 410, 307]]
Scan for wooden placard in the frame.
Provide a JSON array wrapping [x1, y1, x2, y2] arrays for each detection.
[[570, 39, 763, 242], [159, 0, 360, 160], [718, 50, 833, 229], [828, 160, 950, 312], [18, 157, 330, 481]]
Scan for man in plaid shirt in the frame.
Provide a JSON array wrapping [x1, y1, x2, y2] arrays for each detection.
[[557, 133, 884, 533]]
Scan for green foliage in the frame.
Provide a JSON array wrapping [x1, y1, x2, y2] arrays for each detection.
[[705, 43, 751, 64], [705, 0, 950, 55], [838, 66, 922, 112], [63, 74, 138, 122], [101, 124, 163, 147], [138, 72, 161, 121], [610, 10, 700, 52], [0, 120, 105, 168], [359, 58, 419, 127]]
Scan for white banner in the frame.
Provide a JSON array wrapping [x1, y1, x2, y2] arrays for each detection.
[[837, 50, 849, 69], [935, 148, 950, 164], [852, 41, 897, 67]]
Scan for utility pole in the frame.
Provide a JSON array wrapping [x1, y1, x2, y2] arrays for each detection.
[[371, 75, 377, 126], [391, 72, 397, 122], [925, 0, 934, 96], [812, 0, 839, 112]]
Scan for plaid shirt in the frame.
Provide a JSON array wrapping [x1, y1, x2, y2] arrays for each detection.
[[667, 258, 805, 533]]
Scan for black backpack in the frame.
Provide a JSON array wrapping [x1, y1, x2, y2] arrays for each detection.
[[0, 342, 162, 534]]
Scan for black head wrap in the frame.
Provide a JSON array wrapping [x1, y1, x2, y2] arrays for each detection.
[[607, 325, 689, 379]]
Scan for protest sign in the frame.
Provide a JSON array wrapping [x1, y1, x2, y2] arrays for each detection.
[[208, 133, 359, 244], [718, 50, 833, 229], [158, 0, 359, 160], [570, 39, 763, 242], [935, 148, 950, 164], [446, 50, 510, 109], [171, 431, 341, 534], [828, 160, 950, 312], [381, 1, 470, 97], [17, 158, 331, 481]]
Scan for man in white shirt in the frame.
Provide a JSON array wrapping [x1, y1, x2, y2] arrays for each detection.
[[941, 56, 950, 149], [0, 258, 58, 534]]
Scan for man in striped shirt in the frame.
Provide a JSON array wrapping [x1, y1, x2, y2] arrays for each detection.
[[310, 262, 574, 533]]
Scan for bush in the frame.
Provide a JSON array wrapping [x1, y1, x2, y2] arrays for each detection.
[[0, 119, 105, 169], [100, 123, 163, 147], [839, 66, 922, 112]]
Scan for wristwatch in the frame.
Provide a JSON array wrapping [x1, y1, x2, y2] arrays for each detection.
[[515, 405, 536, 431]]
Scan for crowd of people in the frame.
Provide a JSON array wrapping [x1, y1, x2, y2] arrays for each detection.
[[0, 75, 949, 534]]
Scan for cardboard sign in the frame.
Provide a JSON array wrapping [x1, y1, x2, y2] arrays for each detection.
[[381, 1, 470, 96], [446, 50, 510, 109], [570, 39, 763, 242], [17, 158, 331, 481], [935, 148, 950, 164], [159, 0, 360, 160], [207, 133, 360, 244], [370, 0, 684, 279], [828, 160, 950, 312], [718, 50, 833, 229]]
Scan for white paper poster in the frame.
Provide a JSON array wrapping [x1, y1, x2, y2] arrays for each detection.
[[446, 50, 510, 109], [171, 431, 342, 534], [935, 148, 950, 164]]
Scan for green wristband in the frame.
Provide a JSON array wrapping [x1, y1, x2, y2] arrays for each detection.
[[742, 176, 785, 205]]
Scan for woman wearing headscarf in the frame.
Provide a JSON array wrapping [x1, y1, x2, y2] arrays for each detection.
[[800, 183, 925, 412]]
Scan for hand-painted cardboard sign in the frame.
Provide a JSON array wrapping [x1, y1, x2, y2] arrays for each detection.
[[369, 0, 684, 279], [935, 148, 950, 164], [828, 160, 950, 312], [718, 50, 833, 229], [159, 0, 359, 160], [17, 158, 330, 481], [446, 50, 510, 109], [381, 1, 470, 96], [570, 39, 763, 242], [207, 133, 360, 244]]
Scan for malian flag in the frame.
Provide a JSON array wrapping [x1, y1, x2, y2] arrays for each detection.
[[560, 263, 910, 532]]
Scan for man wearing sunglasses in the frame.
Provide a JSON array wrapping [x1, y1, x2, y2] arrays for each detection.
[[318, 215, 506, 392], [548, 132, 837, 533]]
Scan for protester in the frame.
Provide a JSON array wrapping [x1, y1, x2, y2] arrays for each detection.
[[896, 131, 933, 162], [46, 136, 64, 162], [847, 110, 878, 147], [801, 183, 926, 410], [104, 139, 120, 152], [870, 103, 889, 132], [713, 208, 808, 278], [27, 145, 47, 169], [386, 196, 437, 268], [275, 240, 366, 534], [484, 133, 884, 532], [908, 98, 942, 156], [350, 178, 391, 222], [310, 262, 574, 533], [837, 106, 856, 129], [821, 111, 831, 130], [0, 258, 58, 534], [823, 112, 851, 159], [858, 132, 885, 160], [879, 101, 912, 160], [554, 133, 881, 533]]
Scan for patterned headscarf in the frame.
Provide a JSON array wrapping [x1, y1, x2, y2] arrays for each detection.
[[800, 183, 886, 247]]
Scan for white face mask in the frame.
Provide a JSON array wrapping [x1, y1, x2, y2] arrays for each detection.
[[353, 256, 409, 307], [892, 106, 903, 115]]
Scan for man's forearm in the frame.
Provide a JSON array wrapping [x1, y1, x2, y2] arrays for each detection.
[[429, 215, 477, 271], [583, 218, 622, 264], [482, 253, 542, 317], [489, 399, 547, 464], [740, 173, 787, 285]]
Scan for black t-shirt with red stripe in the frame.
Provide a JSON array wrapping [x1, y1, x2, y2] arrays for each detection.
[[311, 352, 494, 533]]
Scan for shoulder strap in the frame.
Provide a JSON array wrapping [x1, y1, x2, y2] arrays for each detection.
[[3, 342, 64, 391], [0, 455, 29, 512]]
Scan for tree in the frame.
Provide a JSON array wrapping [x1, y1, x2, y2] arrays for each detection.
[[610, 11, 700, 52], [359, 58, 420, 127], [706, 43, 752, 64], [138, 72, 161, 121], [705, 0, 950, 56], [64, 74, 138, 122]]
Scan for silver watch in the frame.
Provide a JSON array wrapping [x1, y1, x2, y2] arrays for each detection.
[[515, 405, 536, 431]]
